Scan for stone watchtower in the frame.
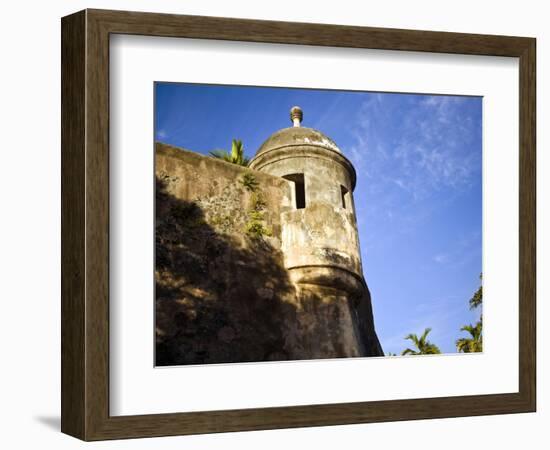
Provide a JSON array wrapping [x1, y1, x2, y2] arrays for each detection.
[[249, 107, 383, 358]]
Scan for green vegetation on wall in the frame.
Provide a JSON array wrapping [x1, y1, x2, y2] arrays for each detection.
[[240, 172, 259, 192], [240, 174, 272, 238]]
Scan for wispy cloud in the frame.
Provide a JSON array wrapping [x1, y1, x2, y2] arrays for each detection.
[[347, 92, 482, 261], [433, 253, 450, 264], [349, 93, 481, 201]]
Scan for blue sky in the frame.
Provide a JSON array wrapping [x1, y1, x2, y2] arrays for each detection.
[[155, 82, 483, 355]]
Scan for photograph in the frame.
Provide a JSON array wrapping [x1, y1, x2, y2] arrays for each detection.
[[154, 83, 483, 366]]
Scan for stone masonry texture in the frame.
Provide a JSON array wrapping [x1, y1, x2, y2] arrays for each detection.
[[155, 136, 382, 366]]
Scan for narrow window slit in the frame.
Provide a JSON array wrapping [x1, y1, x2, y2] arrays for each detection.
[[283, 174, 306, 209], [341, 185, 349, 209]]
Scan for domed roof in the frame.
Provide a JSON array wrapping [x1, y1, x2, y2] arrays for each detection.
[[254, 106, 342, 157], [255, 126, 342, 157]]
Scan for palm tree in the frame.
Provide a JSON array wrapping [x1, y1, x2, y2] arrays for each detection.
[[456, 319, 483, 353], [210, 139, 250, 166], [401, 327, 441, 355], [456, 274, 483, 353], [469, 273, 483, 310]]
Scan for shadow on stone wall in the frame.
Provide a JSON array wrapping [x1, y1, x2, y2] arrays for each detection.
[[155, 176, 298, 366], [155, 172, 383, 365], [354, 287, 385, 356], [287, 286, 383, 360]]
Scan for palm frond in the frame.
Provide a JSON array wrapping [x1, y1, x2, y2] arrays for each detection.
[[456, 319, 483, 353], [460, 324, 476, 335], [401, 348, 418, 356], [456, 338, 471, 353], [402, 328, 440, 355], [420, 327, 432, 342], [469, 273, 483, 309], [404, 333, 420, 347], [209, 149, 232, 162], [424, 343, 441, 354], [209, 139, 250, 167]]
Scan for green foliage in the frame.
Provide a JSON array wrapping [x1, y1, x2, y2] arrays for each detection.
[[251, 192, 267, 211], [245, 220, 271, 238], [469, 273, 483, 310], [210, 214, 235, 233], [245, 210, 272, 238], [240, 173, 259, 192], [396, 274, 483, 356], [210, 139, 250, 166], [456, 319, 483, 353], [248, 210, 264, 222], [457, 274, 483, 353], [401, 328, 441, 355], [244, 187, 271, 238]]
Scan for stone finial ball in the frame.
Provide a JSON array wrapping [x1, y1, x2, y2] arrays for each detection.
[[290, 106, 303, 125]]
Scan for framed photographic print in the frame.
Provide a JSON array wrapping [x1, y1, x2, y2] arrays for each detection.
[[61, 9, 536, 440]]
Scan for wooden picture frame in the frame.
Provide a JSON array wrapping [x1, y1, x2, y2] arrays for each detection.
[[61, 8, 536, 441]]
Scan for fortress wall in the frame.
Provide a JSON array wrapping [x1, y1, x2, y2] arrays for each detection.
[[154, 143, 382, 365], [156, 143, 293, 248], [155, 143, 298, 365]]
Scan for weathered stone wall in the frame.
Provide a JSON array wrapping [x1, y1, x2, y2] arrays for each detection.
[[251, 147, 356, 208], [155, 144, 296, 365], [281, 205, 363, 281], [155, 143, 382, 366], [156, 144, 293, 248], [248, 136, 362, 281]]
